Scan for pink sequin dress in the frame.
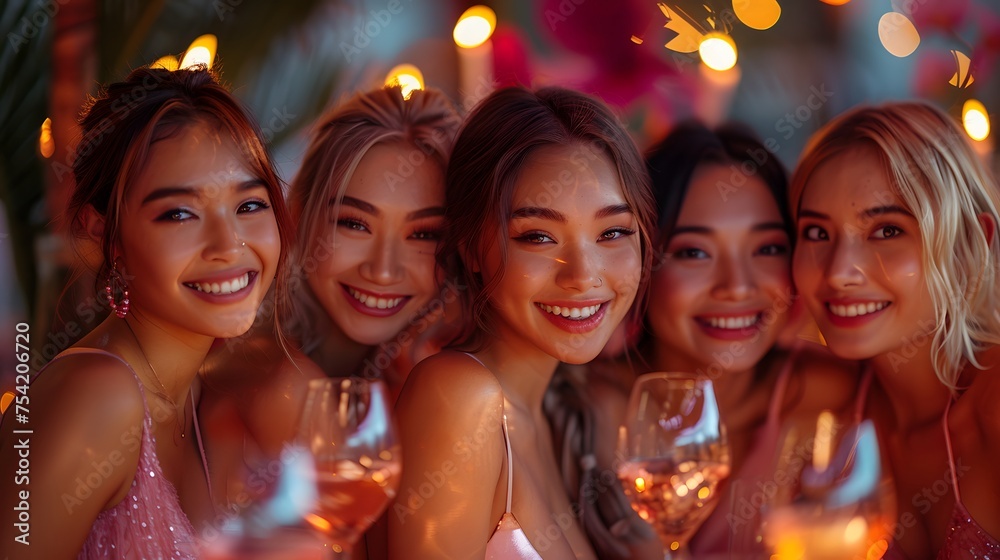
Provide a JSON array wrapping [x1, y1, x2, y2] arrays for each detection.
[[46, 348, 203, 559]]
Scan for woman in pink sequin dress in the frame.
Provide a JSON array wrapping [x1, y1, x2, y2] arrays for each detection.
[[792, 101, 1000, 559], [0, 66, 293, 559]]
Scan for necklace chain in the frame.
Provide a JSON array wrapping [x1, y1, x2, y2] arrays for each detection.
[[123, 319, 187, 438]]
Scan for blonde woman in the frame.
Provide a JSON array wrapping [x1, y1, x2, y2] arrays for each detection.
[[792, 101, 1000, 558]]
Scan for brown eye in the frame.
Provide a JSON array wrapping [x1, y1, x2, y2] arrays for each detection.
[[872, 225, 903, 240]]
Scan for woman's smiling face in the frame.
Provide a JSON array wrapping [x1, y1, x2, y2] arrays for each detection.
[[306, 142, 446, 346], [117, 121, 281, 339], [647, 163, 792, 374], [479, 144, 643, 364], [793, 146, 935, 361]]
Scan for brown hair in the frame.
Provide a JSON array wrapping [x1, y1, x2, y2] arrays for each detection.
[[441, 86, 656, 348], [68, 66, 294, 331]]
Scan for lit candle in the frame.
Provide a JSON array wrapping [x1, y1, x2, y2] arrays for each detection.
[[454, 5, 496, 110]]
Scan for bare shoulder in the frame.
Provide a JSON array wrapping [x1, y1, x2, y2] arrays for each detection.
[[396, 350, 506, 418], [24, 350, 145, 431], [784, 343, 861, 415]]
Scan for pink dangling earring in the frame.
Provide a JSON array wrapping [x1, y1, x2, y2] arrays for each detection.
[[105, 258, 130, 318]]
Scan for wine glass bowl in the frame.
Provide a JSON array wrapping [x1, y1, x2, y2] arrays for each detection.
[[761, 413, 895, 560], [297, 377, 401, 557], [616, 372, 731, 558]]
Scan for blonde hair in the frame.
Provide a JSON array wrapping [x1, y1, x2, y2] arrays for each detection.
[[284, 86, 461, 352], [790, 101, 1000, 392]]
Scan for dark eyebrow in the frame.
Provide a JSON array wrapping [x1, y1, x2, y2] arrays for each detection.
[[141, 179, 266, 206], [510, 204, 632, 222], [798, 209, 829, 220], [406, 207, 445, 220], [596, 204, 632, 220], [338, 196, 377, 215], [861, 205, 914, 220], [336, 197, 444, 221], [511, 206, 566, 222], [671, 221, 787, 237]]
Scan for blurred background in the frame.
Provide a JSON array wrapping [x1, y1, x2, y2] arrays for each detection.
[[2, 0, 999, 391]]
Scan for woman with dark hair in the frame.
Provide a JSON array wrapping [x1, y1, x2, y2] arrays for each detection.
[[0, 66, 293, 559], [388, 86, 656, 559], [545, 120, 856, 557]]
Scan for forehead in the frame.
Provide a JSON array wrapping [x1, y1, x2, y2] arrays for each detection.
[[800, 146, 904, 214], [345, 142, 445, 208], [679, 164, 783, 226], [129, 122, 253, 198], [512, 144, 626, 210]]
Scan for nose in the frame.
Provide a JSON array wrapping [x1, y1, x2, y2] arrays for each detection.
[[711, 251, 756, 301], [555, 241, 603, 292], [825, 237, 866, 290], [202, 214, 243, 262], [359, 233, 405, 285]]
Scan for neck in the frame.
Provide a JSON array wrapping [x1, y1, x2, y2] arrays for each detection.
[[646, 340, 760, 420], [868, 346, 950, 432], [114, 314, 213, 404], [308, 322, 372, 377], [475, 325, 560, 415]]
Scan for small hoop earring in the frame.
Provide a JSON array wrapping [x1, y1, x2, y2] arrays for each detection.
[[241, 241, 246, 247], [105, 258, 130, 318]]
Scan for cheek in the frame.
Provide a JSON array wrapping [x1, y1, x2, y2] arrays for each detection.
[[606, 244, 643, 297], [792, 247, 824, 291]]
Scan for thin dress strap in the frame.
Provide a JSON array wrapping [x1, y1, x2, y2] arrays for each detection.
[[942, 397, 962, 502], [462, 352, 514, 513], [501, 413, 514, 514], [45, 347, 215, 504]]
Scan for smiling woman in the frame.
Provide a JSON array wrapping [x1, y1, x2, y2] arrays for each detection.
[[790, 102, 1000, 558], [388, 86, 656, 560], [0, 66, 293, 559]]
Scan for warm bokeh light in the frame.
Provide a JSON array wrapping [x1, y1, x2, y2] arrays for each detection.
[[39, 117, 54, 158], [949, 50, 974, 87], [733, 0, 782, 30], [963, 99, 990, 141], [453, 5, 496, 48], [385, 64, 424, 100], [661, 3, 703, 53], [878, 12, 920, 57], [844, 516, 868, 543], [180, 34, 217, 69], [0, 392, 13, 415], [699, 32, 738, 71], [812, 410, 835, 472], [151, 55, 179, 71], [819, 0, 851, 4]]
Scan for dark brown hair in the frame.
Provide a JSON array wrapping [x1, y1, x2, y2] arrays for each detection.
[[68, 66, 294, 325], [441, 86, 656, 348]]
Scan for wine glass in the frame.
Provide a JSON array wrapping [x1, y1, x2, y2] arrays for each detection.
[[616, 372, 731, 559], [761, 412, 896, 560], [297, 377, 402, 559]]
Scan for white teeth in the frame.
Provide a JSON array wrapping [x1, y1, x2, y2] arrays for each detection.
[[190, 273, 250, 295], [539, 303, 601, 320], [347, 287, 404, 310], [705, 314, 759, 330], [829, 301, 888, 317]]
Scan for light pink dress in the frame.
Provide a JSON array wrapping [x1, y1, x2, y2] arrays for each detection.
[[45, 348, 203, 559]]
